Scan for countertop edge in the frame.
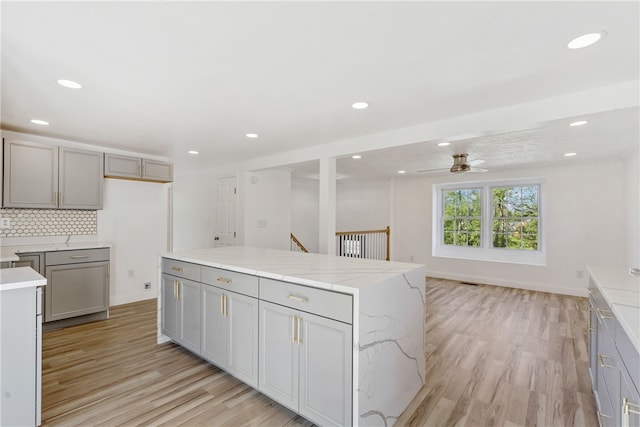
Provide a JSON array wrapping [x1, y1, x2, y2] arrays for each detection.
[[587, 265, 640, 354]]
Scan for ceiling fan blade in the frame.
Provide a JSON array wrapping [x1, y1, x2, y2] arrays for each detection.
[[468, 159, 485, 166], [416, 167, 449, 174], [469, 167, 488, 173]]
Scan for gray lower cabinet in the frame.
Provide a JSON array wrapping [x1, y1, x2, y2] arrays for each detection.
[[201, 285, 259, 387], [258, 299, 352, 427], [13, 252, 44, 275], [621, 370, 640, 427], [161, 273, 201, 353], [104, 153, 173, 183], [44, 248, 110, 322], [3, 139, 103, 209]]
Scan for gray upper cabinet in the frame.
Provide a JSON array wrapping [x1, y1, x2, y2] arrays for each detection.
[[104, 153, 172, 183], [3, 139, 103, 209], [59, 147, 104, 209]]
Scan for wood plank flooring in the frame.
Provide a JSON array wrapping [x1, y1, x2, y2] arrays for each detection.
[[41, 278, 598, 426]]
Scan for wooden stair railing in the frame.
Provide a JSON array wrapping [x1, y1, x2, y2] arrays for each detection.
[[290, 233, 309, 253]]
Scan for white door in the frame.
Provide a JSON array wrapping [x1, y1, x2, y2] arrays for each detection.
[[216, 176, 237, 247], [299, 312, 353, 427]]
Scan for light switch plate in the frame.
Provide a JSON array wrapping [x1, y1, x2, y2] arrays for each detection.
[[0, 218, 10, 229]]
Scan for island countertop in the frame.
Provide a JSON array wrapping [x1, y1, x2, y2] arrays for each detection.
[[162, 246, 425, 294], [0, 267, 46, 291]]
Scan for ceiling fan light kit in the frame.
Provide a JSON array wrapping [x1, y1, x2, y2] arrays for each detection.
[[417, 153, 488, 174]]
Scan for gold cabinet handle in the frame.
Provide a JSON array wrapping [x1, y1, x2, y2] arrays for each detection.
[[587, 306, 597, 331], [220, 294, 225, 316], [171, 266, 183, 272], [173, 280, 177, 299], [596, 308, 614, 320], [291, 316, 297, 344], [597, 353, 614, 368], [287, 294, 309, 303], [217, 277, 232, 284], [296, 316, 302, 345], [597, 410, 612, 427], [223, 295, 228, 317], [70, 255, 89, 259], [624, 397, 640, 415]]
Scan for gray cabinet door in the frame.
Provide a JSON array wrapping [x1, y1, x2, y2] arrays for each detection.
[[259, 300, 299, 412], [161, 273, 179, 340], [59, 147, 103, 209], [104, 153, 142, 179], [201, 284, 227, 367], [227, 291, 258, 388], [621, 370, 640, 427], [299, 312, 352, 427], [45, 261, 109, 322], [588, 297, 598, 388], [14, 253, 44, 275], [3, 139, 58, 208], [142, 159, 173, 182], [178, 278, 201, 353]]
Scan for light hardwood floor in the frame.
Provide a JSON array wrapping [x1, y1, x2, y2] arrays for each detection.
[[41, 278, 598, 426]]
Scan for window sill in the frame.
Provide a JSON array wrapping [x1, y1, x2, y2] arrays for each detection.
[[433, 246, 547, 266]]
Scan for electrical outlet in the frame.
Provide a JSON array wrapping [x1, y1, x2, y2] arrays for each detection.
[[0, 218, 11, 229], [144, 282, 151, 290]]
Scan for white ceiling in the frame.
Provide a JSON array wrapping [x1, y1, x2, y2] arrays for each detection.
[[2, 1, 639, 178]]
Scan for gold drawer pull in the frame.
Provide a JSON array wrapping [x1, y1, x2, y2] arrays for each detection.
[[597, 353, 614, 368], [597, 308, 614, 320], [217, 277, 232, 284], [70, 255, 89, 259], [624, 398, 640, 415], [171, 266, 183, 272], [287, 294, 308, 303]]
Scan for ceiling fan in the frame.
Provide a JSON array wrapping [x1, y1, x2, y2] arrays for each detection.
[[417, 153, 488, 174]]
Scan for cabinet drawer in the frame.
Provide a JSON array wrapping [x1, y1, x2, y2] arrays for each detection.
[[597, 322, 619, 404], [260, 278, 352, 324], [616, 321, 640, 394], [589, 283, 616, 335], [46, 248, 110, 266], [202, 266, 258, 298], [161, 258, 202, 282]]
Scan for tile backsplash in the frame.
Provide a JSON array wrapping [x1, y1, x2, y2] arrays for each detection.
[[0, 209, 97, 238]]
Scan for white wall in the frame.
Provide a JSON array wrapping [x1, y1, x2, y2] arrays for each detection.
[[243, 169, 291, 250], [336, 178, 391, 231], [291, 178, 320, 253], [391, 159, 626, 296], [98, 179, 169, 305], [624, 146, 640, 267]]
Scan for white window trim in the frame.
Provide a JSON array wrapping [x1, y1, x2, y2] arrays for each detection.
[[432, 177, 547, 266]]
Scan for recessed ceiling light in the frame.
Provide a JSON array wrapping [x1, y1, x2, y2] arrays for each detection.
[[246, 133, 259, 138], [564, 152, 578, 157], [188, 150, 199, 155], [437, 142, 451, 147], [352, 155, 362, 159], [352, 102, 369, 110], [569, 120, 588, 127], [57, 79, 82, 89], [30, 119, 49, 126], [397, 170, 406, 174], [567, 31, 606, 49]]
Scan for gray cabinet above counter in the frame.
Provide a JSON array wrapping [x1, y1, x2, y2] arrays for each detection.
[[104, 153, 173, 183], [3, 139, 103, 209]]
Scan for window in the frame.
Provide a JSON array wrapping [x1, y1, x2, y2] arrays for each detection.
[[433, 179, 545, 265], [442, 188, 481, 247]]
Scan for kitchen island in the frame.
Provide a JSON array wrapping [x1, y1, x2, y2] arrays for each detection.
[[158, 246, 426, 426], [0, 267, 46, 426]]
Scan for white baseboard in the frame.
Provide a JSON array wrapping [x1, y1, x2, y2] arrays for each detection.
[[110, 292, 157, 307], [427, 270, 588, 298]]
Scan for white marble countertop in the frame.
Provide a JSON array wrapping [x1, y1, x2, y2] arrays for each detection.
[[587, 265, 640, 353], [0, 242, 111, 263], [163, 246, 425, 294], [0, 267, 46, 291]]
